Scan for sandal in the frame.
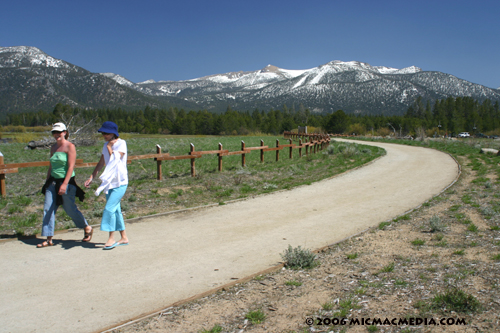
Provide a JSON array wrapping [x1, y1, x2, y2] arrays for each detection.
[[37, 240, 54, 248], [82, 227, 93, 242]]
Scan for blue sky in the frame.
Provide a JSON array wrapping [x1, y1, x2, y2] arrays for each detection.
[[2, 0, 499, 88]]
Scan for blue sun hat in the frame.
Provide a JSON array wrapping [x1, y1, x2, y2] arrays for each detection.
[[97, 121, 119, 137]]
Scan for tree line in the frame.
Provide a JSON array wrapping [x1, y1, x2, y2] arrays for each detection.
[[3, 96, 500, 137]]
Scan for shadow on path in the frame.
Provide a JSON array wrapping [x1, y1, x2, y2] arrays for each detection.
[[19, 237, 104, 250]]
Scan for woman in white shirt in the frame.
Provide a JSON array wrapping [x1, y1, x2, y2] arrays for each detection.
[[84, 121, 129, 250]]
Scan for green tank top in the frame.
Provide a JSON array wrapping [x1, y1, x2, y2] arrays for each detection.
[[50, 152, 75, 179]]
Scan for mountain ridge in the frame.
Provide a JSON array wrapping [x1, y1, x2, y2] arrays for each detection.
[[0, 46, 199, 117], [1, 46, 499, 117], [118, 59, 498, 115]]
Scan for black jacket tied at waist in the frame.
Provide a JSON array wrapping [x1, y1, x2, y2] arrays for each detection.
[[41, 176, 85, 205]]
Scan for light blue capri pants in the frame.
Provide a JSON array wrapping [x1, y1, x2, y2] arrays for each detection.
[[100, 185, 128, 232]]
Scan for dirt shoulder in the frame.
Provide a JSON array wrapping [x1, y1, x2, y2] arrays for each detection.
[[115, 144, 500, 333], [0, 140, 459, 333]]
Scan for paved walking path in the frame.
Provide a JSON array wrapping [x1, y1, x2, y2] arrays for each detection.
[[0, 140, 459, 333]]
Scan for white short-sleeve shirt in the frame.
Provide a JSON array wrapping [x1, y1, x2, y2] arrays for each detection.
[[102, 138, 128, 185]]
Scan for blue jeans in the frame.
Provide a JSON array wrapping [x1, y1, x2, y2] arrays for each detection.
[[100, 185, 127, 232], [42, 183, 89, 237]]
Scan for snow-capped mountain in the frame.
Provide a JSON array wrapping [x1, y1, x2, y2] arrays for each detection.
[[1, 46, 499, 117], [131, 61, 422, 97], [108, 59, 498, 115], [0, 46, 195, 116], [0, 46, 74, 70]]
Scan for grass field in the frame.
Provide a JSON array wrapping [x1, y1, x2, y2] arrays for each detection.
[[0, 134, 384, 237]]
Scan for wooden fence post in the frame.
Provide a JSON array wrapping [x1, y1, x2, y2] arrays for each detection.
[[260, 140, 264, 163], [241, 141, 246, 167], [299, 139, 302, 157], [276, 139, 279, 162], [0, 153, 5, 198], [218, 143, 223, 172], [289, 138, 293, 159], [156, 144, 162, 180], [190, 143, 196, 177]]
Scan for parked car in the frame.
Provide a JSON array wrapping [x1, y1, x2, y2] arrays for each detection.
[[458, 132, 470, 138], [475, 133, 488, 138]]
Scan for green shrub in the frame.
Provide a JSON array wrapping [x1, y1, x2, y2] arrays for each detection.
[[429, 215, 445, 232], [334, 297, 361, 317], [431, 288, 481, 313], [347, 253, 358, 260], [467, 224, 479, 232], [321, 301, 334, 310], [280, 245, 317, 269], [245, 309, 266, 325], [481, 207, 495, 218], [284, 280, 302, 286], [393, 214, 411, 222], [380, 262, 395, 273], [340, 144, 358, 157], [378, 221, 391, 230], [411, 239, 425, 246]]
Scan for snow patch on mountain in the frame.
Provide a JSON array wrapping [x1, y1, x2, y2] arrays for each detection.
[[293, 75, 309, 89], [101, 73, 135, 87], [374, 66, 399, 74], [322, 60, 421, 75], [206, 74, 244, 84], [309, 66, 330, 85], [392, 66, 421, 74], [279, 68, 309, 78], [0, 46, 70, 69], [138, 79, 156, 84]]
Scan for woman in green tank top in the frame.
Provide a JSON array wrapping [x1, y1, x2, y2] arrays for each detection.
[[50, 152, 75, 179], [37, 123, 92, 248]]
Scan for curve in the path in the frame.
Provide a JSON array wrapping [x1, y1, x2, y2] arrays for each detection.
[[0, 140, 459, 333]]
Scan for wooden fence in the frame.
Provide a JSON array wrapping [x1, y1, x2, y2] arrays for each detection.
[[0, 134, 330, 197], [284, 131, 356, 140]]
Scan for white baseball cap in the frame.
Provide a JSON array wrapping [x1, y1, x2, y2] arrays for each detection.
[[51, 122, 67, 132]]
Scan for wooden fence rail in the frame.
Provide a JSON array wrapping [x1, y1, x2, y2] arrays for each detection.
[[284, 131, 356, 140], [0, 134, 330, 197]]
